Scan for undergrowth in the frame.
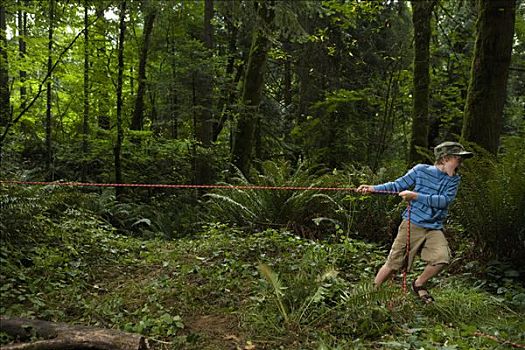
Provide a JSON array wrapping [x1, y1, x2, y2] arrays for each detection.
[[1, 161, 524, 349], [1, 193, 523, 349], [205, 160, 403, 242], [453, 137, 525, 266]]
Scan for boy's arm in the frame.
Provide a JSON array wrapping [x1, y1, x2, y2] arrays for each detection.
[[372, 166, 418, 193], [415, 178, 460, 209]]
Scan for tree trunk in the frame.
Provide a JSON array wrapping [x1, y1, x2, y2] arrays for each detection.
[[82, 0, 90, 181], [374, 62, 401, 171], [169, 62, 178, 139], [194, 0, 214, 185], [0, 2, 9, 128], [18, 0, 27, 110], [0, 316, 149, 350], [199, 0, 213, 148], [114, 0, 126, 201], [283, 41, 292, 108], [409, 0, 437, 165], [46, 0, 55, 180], [461, 0, 516, 154], [213, 16, 239, 142], [231, 0, 275, 177], [130, 0, 156, 131], [0, 1, 8, 165], [94, 2, 110, 130], [165, 22, 178, 139]]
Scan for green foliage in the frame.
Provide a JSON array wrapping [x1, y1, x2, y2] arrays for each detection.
[[255, 262, 401, 337], [205, 159, 405, 243], [258, 263, 290, 323], [453, 137, 525, 265], [206, 160, 339, 237], [1, 199, 523, 350], [82, 189, 203, 239]]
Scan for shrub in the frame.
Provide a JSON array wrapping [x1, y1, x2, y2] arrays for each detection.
[[205, 160, 404, 242], [205, 160, 343, 238], [452, 137, 525, 266]]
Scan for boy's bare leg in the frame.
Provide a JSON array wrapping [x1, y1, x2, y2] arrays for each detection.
[[374, 264, 395, 287], [414, 264, 445, 296]]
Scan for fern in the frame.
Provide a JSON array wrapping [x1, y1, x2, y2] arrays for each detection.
[[453, 138, 525, 264], [297, 268, 339, 322], [205, 193, 258, 219], [258, 263, 289, 323], [205, 160, 360, 237]]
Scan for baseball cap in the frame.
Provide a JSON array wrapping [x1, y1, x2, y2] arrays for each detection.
[[434, 141, 474, 160]]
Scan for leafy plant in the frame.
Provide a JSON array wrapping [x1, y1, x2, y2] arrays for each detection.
[[205, 160, 346, 237], [255, 261, 401, 337], [453, 137, 525, 266], [205, 160, 404, 241]]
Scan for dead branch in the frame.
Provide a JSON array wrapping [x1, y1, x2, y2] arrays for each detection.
[[0, 316, 150, 350]]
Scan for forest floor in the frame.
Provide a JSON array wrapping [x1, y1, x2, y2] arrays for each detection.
[[2, 221, 525, 349]]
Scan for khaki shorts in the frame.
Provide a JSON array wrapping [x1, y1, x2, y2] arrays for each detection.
[[385, 220, 451, 271]]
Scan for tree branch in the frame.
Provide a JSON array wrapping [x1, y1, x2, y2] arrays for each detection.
[[0, 6, 109, 144], [0, 316, 150, 350]]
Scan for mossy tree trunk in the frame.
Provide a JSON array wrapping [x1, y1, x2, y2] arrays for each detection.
[[18, 0, 27, 110], [213, 16, 239, 142], [114, 0, 126, 201], [0, 2, 9, 129], [461, 0, 516, 154], [0, 316, 149, 350], [46, 0, 55, 180], [0, 1, 8, 166], [231, 0, 275, 177], [130, 0, 156, 131], [82, 0, 90, 181], [409, 0, 437, 165], [194, 0, 214, 185]]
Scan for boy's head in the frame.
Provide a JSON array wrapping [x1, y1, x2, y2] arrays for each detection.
[[434, 141, 473, 164]]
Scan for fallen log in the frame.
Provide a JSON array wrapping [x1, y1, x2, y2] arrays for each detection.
[[0, 316, 150, 350]]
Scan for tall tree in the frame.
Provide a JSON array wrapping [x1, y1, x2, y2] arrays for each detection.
[[130, 0, 156, 131], [193, 0, 214, 185], [114, 0, 127, 201], [197, 0, 214, 148], [46, 0, 55, 179], [409, 0, 438, 165], [0, 2, 9, 130], [462, 0, 516, 154], [212, 12, 240, 142], [18, 0, 27, 110], [166, 19, 178, 139], [82, 0, 90, 181], [231, 0, 275, 177], [0, 0, 9, 166], [94, 2, 110, 130]]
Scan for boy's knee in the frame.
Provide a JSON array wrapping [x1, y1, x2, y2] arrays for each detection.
[[429, 262, 448, 269], [429, 254, 450, 266]]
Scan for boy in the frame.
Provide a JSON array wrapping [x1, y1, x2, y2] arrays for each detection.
[[357, 141, 473, 303]]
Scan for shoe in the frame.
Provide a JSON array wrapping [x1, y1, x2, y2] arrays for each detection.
[[411, 280, 435, 304]]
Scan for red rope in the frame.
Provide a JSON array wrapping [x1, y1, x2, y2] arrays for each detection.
[[402, 202, 411, 294], [0, 180, 399, 195]]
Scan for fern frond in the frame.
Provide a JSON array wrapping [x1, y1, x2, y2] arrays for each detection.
[[204, 193, 257, 219], [258, 263, 289, 323], [298, 268, 340, 322]]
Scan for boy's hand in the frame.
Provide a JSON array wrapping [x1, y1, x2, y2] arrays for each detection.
[[399, 190, 418, 201], [357, 185, 374, 193]]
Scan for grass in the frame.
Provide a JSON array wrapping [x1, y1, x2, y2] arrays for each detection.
[[1, 217, 524, 350]]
